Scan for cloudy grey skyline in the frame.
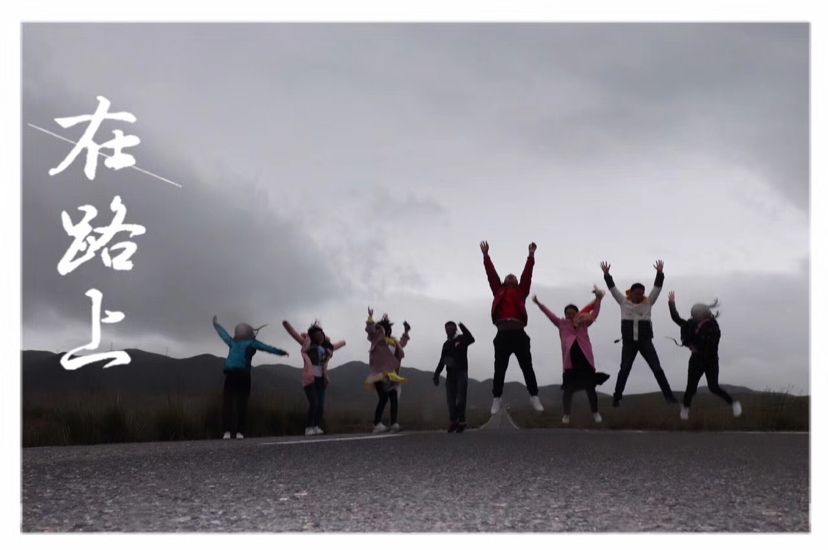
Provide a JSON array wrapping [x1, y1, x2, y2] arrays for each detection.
[[21, 23, 809, 394]]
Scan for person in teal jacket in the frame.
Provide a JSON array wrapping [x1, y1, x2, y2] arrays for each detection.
[[212, 315, 288, 440]]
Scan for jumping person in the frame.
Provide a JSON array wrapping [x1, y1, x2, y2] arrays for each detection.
[[433, 321, 476, 433], [212, 315, 289, 440], [532, 286, 610, 425], [365, 308, 410, 433], [601, 260, 677, 407], [480, 240, 543, 414], [667, 291, 742, 420], [282, 320, 346, 436]]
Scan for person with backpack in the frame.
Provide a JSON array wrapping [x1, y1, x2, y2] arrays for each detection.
[[212, 315, 289, 440], [667, 291, 742, 420], [433, 321, 476, 433], [282, 320, 346, 436], [601, 260, 678, 407]]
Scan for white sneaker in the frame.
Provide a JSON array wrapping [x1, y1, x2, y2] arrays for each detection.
[[490, 397, 502, 415], [222, 431, 232, 440], [305, 427, 315, 436], [313, 426, 325, 435], [680, 406, 690, 421], [593, 412, 603, 424], [372, 423, 388, 434], [561, 415, 570, 425], [235, 433, 244, 440], [390, 423, 401, 433], [732, 401, 743, 418], [529, 395, 544, 412]]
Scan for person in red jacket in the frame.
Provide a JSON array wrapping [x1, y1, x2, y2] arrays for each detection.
[[480, 240, 544, 415]]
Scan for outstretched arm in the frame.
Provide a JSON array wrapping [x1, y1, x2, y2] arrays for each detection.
[[281, 320, 305, 345], [212, 316, 233, 346], [519, 242, 537, 297], [667, 291, 686, 326], [532, 295, 561, 327], [649, 259, 665, 304], [601, 261, 624, 304], [399, 321, 411, 348], [331, 340, 347, 351], [253, 340, 289, 356], [481, 241, 502, 295]]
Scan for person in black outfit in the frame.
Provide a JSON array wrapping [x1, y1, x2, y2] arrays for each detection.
[[433, 321, 476, 432], [667, 291, 742, 420]]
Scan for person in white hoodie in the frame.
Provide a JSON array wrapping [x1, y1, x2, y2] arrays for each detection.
[[601, 260, 678, 408]]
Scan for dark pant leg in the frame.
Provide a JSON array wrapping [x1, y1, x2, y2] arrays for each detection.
[[222, 374, 236, 433], [585, 387, 599, 413], [373, 382, 388, 424], [703, 360, 733, 405], [638, 338, 675, 400], [563, 388, 574, 415], [388, 389, 399, 424], [235, 372, 251, 434], [614, 341, 639, 400], [514, 330, 539, 396], [492, 332, 512, 397], [683, 358, 705, 407], [304, 384, 319, 427], [456, 370, 468, 423], [446, 370, 459, 423], [315, 376, 327, 426]]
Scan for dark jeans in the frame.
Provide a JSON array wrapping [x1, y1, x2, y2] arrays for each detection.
[[222, 370, 251, 434], [303, 376, 326, 427], [614, 338, 675, 401], [492, 329, 539, 397], [446, 369, 469, 424], [683, 355, 733, 407], [563, 386, 598, 415], [373, 381, 398, 425]]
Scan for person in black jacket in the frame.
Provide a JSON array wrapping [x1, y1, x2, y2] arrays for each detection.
[[667, 291, 742, 420], [433, 321, 476, 433]]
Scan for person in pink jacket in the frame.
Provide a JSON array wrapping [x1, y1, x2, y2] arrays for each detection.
[[365, 307, 410, 434], [532, 286, 611, 424], [282, 320, 346, 436]]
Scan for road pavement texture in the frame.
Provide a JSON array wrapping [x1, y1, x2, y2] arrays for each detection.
[[22, 411, 808, 532]]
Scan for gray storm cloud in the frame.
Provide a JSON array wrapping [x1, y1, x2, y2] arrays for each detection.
[[21, 23, 808, 394]]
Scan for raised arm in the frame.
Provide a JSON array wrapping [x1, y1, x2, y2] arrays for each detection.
[[281, 320, 305, 345], [365, 307, 382, 341], [532, 295, 561, 327], [252, 340, 289, 356], [331, 340, 347, 351], [481, 241, 502, 295], [519, 242, 537, 297], [212, 316, 233, 346], [399, 321, 411, 349], [649, 259, 665, 304], [601, 261, 624, 304], [667, 291, 686, 326], [458, 322, 475, 345]]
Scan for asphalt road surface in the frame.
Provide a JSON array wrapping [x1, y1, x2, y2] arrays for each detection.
[[22, 426, 809, 532]]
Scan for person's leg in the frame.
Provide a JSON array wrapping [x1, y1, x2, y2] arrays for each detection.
[[304, 384, 318, 428], [586, 386, 599, 413], [638, 338, 676, 401], [456, 370, 469, 424], [514, 330, 539, 396], [492, 332, 512, 398], [373, 381, 388, 425], [389, 389, 399, 425], [614, 341, 639, 402], [315, 377, 327, 428], [446, 370, 459, 424], [236, 372, 251, 434], [562, 387, 574, 415], [704, 361, 734, 405], [222, 374, 234, 434], [683, 359, 705, 407]]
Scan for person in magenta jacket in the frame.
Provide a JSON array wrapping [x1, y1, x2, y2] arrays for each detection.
[[533, 287, 610, 424], [282, 320, 346, 436], [365, 308, 411, 434], [480, 240, 543, 415]]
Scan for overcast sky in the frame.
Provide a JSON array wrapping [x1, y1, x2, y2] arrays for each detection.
[[21, 23, 809, 395]]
